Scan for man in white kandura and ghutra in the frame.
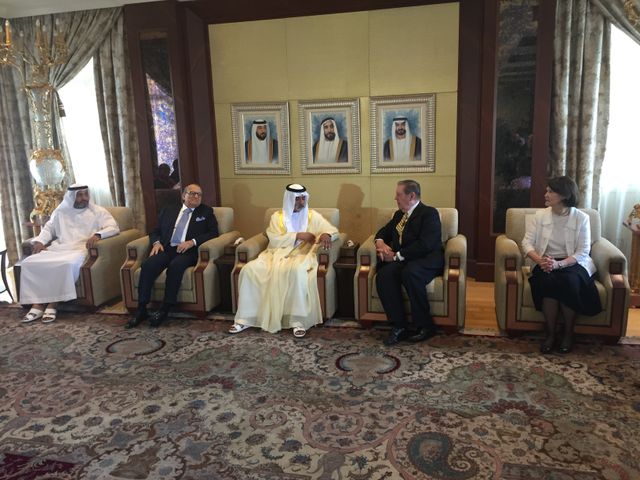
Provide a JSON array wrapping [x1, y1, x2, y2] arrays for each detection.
[[229, 183, 338, 338], [18, 184, 119, 324]]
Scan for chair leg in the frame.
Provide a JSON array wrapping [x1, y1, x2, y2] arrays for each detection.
[[0, 250, 14, 302]]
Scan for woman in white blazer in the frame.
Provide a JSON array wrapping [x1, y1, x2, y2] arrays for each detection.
[[522, 176, 601, 354]]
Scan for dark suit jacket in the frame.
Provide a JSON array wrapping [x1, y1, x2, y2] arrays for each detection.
[[375, 202, 443, 266], [150, 203, 219, 249]]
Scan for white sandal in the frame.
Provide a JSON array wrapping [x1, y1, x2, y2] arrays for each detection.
[[293, 327, 306, 338], [42, 308, 57, 324], [22, 308, 44, 323], [228, 323, 250, 334]]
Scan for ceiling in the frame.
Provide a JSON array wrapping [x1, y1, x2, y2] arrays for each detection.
[[0, 0, 157, 18]]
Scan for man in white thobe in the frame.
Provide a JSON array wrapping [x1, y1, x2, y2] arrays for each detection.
[[19, 184, 119, 323], [230, 184, 338, 337]]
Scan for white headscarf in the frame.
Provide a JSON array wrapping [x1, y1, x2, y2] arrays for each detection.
[[58, 183, 94, 212], [249, 120, 271, 164], [37, 183, 105, 248], [315, 118, 340, 164], [390, 117, 413, 162], [282, 184, 309, 233]]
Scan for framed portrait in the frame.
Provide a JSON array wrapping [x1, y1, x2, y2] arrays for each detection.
[[298, 98, 361, 175], [370, 94, 436, 174], [231, 102, 290, 175]]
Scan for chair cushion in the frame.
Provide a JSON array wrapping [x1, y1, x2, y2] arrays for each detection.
[[105, 206, 133, 231], [133, 267, 194, 292], [213, 207, 234, 234], [371, 273, 444, 302]]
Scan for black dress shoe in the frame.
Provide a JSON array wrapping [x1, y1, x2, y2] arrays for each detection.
[[125, 310, 148, 329], [149, 310, 168, 328], [384, 328, 410, 346], [540, 336, 555, 354], [407, 327, 437, 343], [558, 337, 573, 354]]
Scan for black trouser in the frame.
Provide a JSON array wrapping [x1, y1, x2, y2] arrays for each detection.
[[137, 245, 198, 308], [375, 258, 442, 329]]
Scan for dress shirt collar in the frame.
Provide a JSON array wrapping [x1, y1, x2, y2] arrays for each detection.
[[405, 201, 420, 218]]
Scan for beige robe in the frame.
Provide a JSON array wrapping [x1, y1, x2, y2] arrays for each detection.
[[235, 209, 338, 333]]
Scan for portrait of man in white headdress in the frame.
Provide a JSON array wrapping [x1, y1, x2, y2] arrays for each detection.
[[383, 116, 422, 162], [312, 117, 349, 164], [244, 119, 279, 164]]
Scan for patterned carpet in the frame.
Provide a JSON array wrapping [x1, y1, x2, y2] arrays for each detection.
[[0, 307, 639, 479]]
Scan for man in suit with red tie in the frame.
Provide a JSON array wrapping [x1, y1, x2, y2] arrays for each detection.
[[374, 180, 444, 346], [127, 184, 219, 328]]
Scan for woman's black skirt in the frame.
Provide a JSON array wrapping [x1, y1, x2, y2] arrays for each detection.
[[528, 263, 602, 316]]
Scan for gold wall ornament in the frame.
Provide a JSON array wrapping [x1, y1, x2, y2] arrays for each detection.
[[625, 0, 640, 26], [1, 18, 69, 218], [31, 187, 64, 222], [624, 203, 640, 298]]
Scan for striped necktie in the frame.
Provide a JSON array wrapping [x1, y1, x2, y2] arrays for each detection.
[[170, 208, 192, 246], [395, 212, 409, 243]]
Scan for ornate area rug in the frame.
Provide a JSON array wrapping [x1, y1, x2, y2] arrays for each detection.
[[0, 308, 639, 479]]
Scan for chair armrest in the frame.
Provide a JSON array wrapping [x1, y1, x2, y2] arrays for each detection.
[[318, 232, 347, 266], [21, 239, 34, 257], [198, 231, 241, 262], [21, 237, 53, 257], [235, 233, 269, 263], [494, 234, 523, 330], [494, 235, 522, 283], [591, 238, 629, 292], [123, 235, 151, 267], [356, 235, 377, 269], [443, 234, 466, 278], [90, 229, 144, 264], [591, 238, 627, 278]]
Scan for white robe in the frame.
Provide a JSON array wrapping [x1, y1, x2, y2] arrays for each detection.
[[235, 209, 338, 333], [18, 205, 119, 304]]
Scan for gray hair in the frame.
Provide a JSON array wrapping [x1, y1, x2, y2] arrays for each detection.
[[398, 180, 421, 198]]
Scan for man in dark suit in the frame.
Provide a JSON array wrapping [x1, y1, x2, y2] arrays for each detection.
[[374, 180, 444, 346], [127, 183, 219, 328]]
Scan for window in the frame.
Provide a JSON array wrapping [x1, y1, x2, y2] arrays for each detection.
[[59, 58, 113, 207], [600, 27, 640, 192], [598, 26, 640, 261]]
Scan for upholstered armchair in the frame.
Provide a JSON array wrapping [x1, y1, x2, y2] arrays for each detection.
[[355, 208, 467, 331], [231, 208, 346, 320], [120, 207, 240, 314], [494, 208, 630, 341], [19, 206, 143, 307]]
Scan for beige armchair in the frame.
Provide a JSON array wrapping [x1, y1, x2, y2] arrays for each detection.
[[231, 208, 346, 320], [120, 207, 240, 314], [355, 208, 467, 331], [495, 208, 629, 341], [19, 206, 143, 307]]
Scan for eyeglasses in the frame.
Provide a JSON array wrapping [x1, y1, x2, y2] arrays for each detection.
[[185, 191, 202, 197]]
